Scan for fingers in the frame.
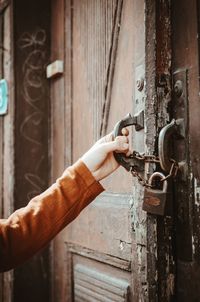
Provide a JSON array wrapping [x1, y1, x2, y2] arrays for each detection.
[[92, 127, 129, 148], [103, 127, 129, 143], [125, 149, 132, 157], [121, 127, 129, 136], [102, 135, 130, 153]]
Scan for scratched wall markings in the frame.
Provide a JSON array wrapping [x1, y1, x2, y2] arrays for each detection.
[[18, 29, 47, 199]]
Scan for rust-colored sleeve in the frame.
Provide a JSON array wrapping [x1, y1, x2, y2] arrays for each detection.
[[0, 159, 104, 272]]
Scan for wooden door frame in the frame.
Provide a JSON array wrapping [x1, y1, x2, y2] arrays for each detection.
[[145, 0, 176, 301], [0, 2, 15, 302], [50, 0, 72, 301], [146, 0, 200, 301]]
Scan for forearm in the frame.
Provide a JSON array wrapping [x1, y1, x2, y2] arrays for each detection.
[[0, 160, 104, 272]]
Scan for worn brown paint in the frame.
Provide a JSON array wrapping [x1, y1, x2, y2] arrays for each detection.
[[51, 0, 147, 301], [0, 3, 14, 302], [13, 0, 51, 301], [50, 0, 66, 301], [172, 0, 200, 300], [145, 1, 158, 300], [145, 0, 176, 301]]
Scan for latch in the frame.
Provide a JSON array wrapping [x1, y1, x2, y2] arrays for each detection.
[[113, 114, 182, 187]]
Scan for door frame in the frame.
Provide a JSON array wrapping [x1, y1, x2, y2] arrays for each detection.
[[0, 2, 15, 302]]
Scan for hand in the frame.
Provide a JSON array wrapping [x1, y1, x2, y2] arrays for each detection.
[[81, 129, 130, 181]]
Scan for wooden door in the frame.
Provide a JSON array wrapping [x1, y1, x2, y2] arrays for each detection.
[[171, 0, 200, 300], [51, 0, 148, 301]]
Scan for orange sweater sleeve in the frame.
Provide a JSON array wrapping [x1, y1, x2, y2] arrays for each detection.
[[0, 159, 104, 272]]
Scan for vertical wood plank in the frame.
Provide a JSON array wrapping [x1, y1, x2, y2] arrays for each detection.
[[2, 3, 14, 302], [50, 0, 65, 301], [156, 2, 175, 301], [145, 1, 175, 301], [64, 0, 72, 167], [13, 0, 51, 301], [172, 0, 200, 300], [0, 12, 4, 302], [145, 1, 158, 300]]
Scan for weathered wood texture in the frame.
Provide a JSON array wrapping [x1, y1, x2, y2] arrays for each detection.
[[145, 0, 175, 301], [145, 0, 158, 299], [13, 0, 51, 301], [156, 1, 176, 301], [50, 0, 66, 301], [0, 12, 4, 302], [172, 0, 200, 300], [74, 263, 130, 302], [0, 3, 14, 302], [51, 0, 148, 301]]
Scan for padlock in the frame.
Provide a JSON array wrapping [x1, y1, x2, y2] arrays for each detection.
[[142, 172, 168, 216]]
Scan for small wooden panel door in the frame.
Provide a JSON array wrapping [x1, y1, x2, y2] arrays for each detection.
[[51, 0, 147, 301]]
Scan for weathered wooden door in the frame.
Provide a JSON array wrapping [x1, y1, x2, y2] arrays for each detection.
[[171, 0, 200, 301], [145, 0, 200, 300], [51, 0, 148, 301]]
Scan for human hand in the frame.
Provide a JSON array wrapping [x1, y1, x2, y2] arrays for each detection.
[[81, 129, 131, 181]]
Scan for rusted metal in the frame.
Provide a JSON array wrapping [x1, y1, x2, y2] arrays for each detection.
[[136, 77, 144, 92], [143, 172, 168, 216], [174, 80, 183, 98], [158, 118, 185, 173]]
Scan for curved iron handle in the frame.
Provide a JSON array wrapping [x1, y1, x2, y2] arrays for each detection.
[[113, 113, 144, 171], [158, 118, 184, 172]]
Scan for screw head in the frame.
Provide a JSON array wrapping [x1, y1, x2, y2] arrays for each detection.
[[136, 77, 144, 91], [174, 80, 183, 97]]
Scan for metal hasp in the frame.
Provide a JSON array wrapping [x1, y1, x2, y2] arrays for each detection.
[[0, 79, 8, 115], [158, 118, 185, 173], [113, 111, 144, 171]]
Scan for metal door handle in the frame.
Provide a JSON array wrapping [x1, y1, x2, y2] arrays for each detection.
[[158, 118, 185, 172], [113, 111, 144, 171]]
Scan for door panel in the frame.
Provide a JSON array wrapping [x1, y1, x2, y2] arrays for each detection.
[[52, 0, 147, 301], [73, 257, 130, 302], [69, 2, 133, 298], [72, 0, 133, 193], [66, 194, 132, 260]]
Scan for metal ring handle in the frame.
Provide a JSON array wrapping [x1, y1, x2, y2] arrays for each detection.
[[158, 119, 184, 172], [113, 113, 136, 171]]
